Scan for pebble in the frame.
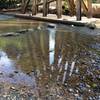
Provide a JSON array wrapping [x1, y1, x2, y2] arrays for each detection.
[[10, 87, 16, 90], [8, 74, 14, 78], [74, 94, 79, 97], [68, 88, 74, 93], [14, 71, 19, 74], [76, 96, 83, 100]]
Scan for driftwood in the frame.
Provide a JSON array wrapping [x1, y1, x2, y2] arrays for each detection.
[[0, 32, 20, 37], [0, 29, 30, 37]]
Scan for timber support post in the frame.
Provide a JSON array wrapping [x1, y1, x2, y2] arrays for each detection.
[[56, 0, 62, 19], [21, 0, 30, 14], [43, 0, 48, 17], [32, 0, 37, 15], [87, 0, 92, 18], [21, 0, 25, 13], [76, 0, 82, 21], [67, 0, 76, 16]]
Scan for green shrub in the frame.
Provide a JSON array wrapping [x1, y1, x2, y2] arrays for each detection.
[[0, 0, 21, 9]]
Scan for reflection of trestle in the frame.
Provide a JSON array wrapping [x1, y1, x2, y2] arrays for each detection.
[[25, 27, 49, 72], [51, 30, 79, 84], [57, 61, 76, 84]]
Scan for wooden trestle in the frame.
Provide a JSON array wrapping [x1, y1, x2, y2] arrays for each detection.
[[21, 0, 92, 21]]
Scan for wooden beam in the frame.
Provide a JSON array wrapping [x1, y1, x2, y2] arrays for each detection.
[[37, 0, 55, 6], [21, 0, 25, 12], [87, 0, 92, 18], [82, 0, 88, 14], [76, 0, 82, 21], [47, 2, 49, 14], [43, 0, 48, 17], [21, 0, 30, 14], [67, 0, 76, 16], [32, 0, 37, 15], [56, 0, 62, 18]]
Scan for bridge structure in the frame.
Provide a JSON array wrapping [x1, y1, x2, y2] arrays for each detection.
[[21, 0, 92, 21]]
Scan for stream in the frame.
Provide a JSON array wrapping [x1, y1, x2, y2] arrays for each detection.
[[0, 14, 100, 100]]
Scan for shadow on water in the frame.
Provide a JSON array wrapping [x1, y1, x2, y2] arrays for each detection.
[[0, 15, 100, 99]]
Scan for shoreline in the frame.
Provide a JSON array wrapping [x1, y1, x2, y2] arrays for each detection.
[[0, 12, 100, 28]]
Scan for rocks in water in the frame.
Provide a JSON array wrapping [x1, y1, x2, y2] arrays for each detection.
[[47, 24, 56, 28]]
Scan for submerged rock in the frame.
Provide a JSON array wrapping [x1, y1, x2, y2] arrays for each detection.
[[47, 24, 56, 28]]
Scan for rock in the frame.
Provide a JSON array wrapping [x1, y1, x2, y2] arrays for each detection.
[[75, 67, 79, 74], [45, 85, 49, 89], [10, 87, 16, 90], [86, 23, 96, 29], [86, 84, 91, 88], [88, 97, 93, 100], [63, 83, 67, 87], [74, 94, 79, 97], [14, 71, 19, 74], [76, 96, 83, 100], [47, 24, 56, 28], [68, 88, 74, 93], [8, 73, 14, 78], [0, 73, 3, 75]]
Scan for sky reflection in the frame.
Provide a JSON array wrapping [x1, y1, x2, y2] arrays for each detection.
[[0, 50, 36, 87]]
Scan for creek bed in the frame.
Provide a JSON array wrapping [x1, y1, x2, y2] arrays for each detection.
[[0, 15, 100, 100]]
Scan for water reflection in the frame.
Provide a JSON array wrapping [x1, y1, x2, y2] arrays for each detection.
[[48, 25, 56, 65], [0, 23, 100, 73], [0, 14, 14, 20], [0, 50, 36, 87], [0, 50, 15, 74], [0, 19, 100, 92]]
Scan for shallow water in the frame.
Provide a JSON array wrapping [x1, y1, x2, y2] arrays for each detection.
[[0, 15, 100, 99]]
